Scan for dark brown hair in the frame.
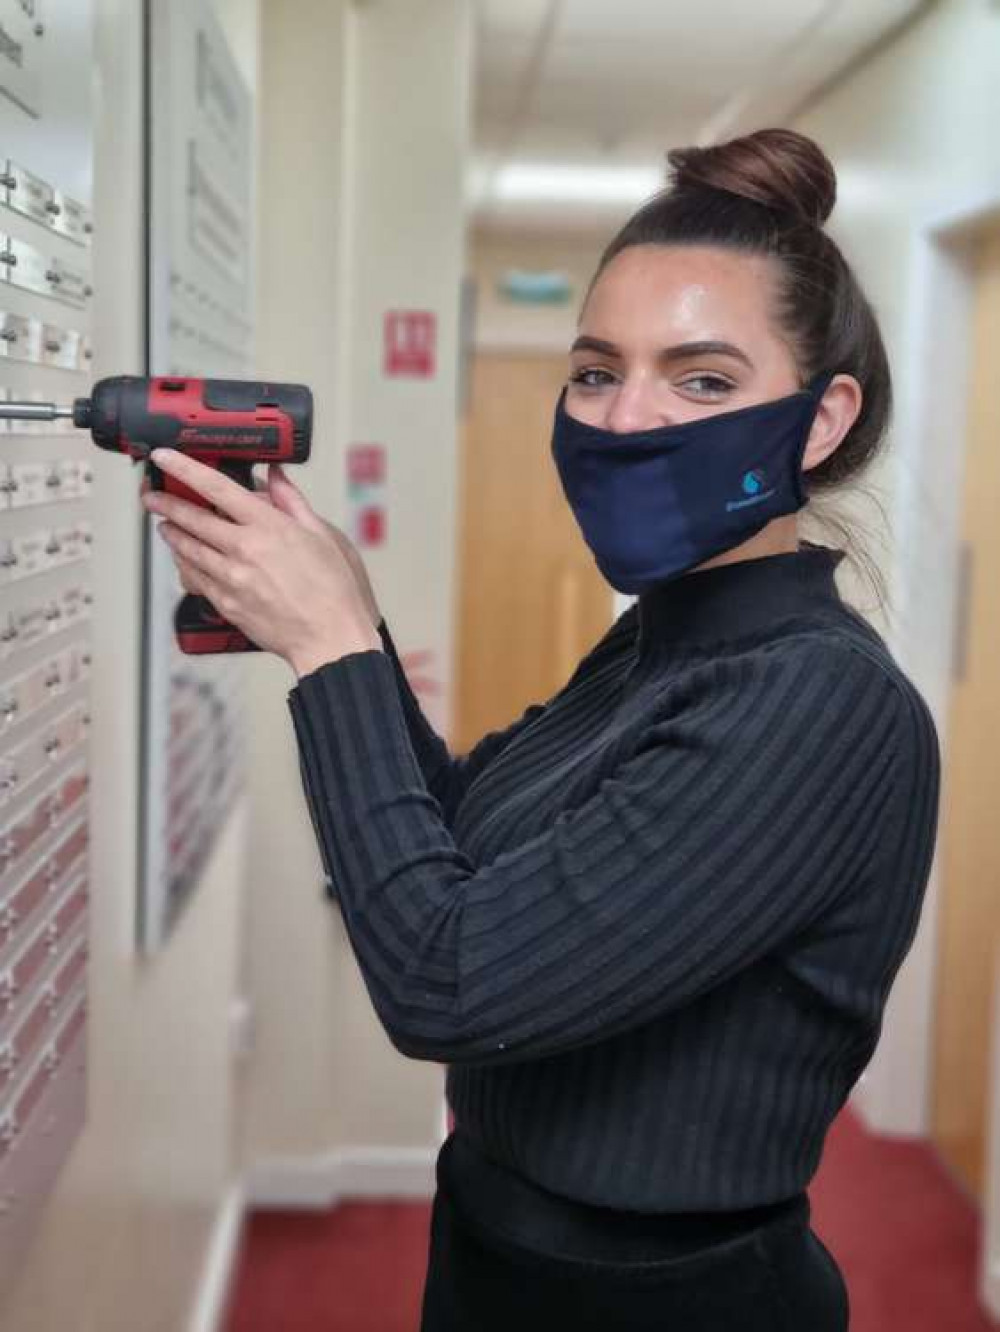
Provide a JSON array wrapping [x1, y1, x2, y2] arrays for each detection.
[[586, 127, 892, 616]]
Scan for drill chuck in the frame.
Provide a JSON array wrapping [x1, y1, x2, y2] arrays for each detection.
[[72, 397, 93, 430]]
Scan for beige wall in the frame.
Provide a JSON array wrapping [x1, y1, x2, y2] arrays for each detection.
[[332, 0, 471, 1148], [243, 0, 351, 1169], [0, 2, 257, 1329], [471, 231, 603, 353], [246, 0, 472, 1179], [788, 0, 1000, 1136], [6, 0, 473, 1323]]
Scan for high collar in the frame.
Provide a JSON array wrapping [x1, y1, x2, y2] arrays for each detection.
[[635, 540, 847, 655]]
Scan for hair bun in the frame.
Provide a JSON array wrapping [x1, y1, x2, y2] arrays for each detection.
[[666, 127, 836, 229]]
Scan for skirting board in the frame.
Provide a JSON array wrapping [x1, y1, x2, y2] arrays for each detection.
[[188, 1182, 248, 1332], [984, 1261, 1000, 1323], [187, 1148, 437, 1332], [245, 1146, 438, 1209]]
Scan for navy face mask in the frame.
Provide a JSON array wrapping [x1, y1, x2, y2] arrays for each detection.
[[550, 370, 836, 593]]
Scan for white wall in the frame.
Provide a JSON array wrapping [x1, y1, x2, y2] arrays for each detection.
[[471, 231, 603, 353], [339, 0, 471, 1148], [789, 0, 1000, 1137], [242, 0, 352, 1173], [0, 3, 257, 1329], [245, 0, 472, 1188], [5, 0, 473, 1319]]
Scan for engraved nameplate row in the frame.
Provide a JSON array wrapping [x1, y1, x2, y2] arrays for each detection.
[[0, 49, 95, 1289], [0, 522, 93, 586], [166, 265, 250, 376], [0, 643, 91, 735], [0, 988, 87, 1168], [0, 976, 87, 1164], [0, 459, 94, 510], [0, 162, 92, 249], [164, 669, 245, 908], [0, 702, 90, 813], [0, 584, 93, 662], [0, 785, 90, 1175], [0, 314, 92, 371], [0, 235, 91, 310], [0, 768, 88, 889], [0, 805, 89, 1171], [0, 822, 89, 977]]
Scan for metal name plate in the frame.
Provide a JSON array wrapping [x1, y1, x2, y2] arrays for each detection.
[[1, 235, 47, 296], [0, 313, 88, 371], [41, 325, 87, 372], [2, 460, 91, 510], [47, 193, 92, 248], [0, 312, 42, 364], [0, 585, 94, 664], [0, 5, 43, 121], [0, 163, 92, 247], [43, 257, 90, 306], [1, 163, 51, 228], [1, 237, 90, 307], [8, 462, 47, 508]]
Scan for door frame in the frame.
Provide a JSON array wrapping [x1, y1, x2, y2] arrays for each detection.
[[863, 182, 1000, 1316]]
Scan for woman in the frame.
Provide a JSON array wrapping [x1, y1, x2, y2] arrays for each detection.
[[143, 127, 940, 1330]]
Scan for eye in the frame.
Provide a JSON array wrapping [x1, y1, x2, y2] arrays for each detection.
[[568, 366, 617, 389], [680, 374, 734, 397]]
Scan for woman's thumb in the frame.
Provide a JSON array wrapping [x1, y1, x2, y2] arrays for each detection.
[[267, 464, 324, 531]]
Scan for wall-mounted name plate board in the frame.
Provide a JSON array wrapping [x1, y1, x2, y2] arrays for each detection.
[[0, 0, 95, 1295], [143, 0, 252, 952]]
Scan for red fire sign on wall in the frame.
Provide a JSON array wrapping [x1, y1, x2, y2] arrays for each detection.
[[347, 444, 387, 548], [384, 310, 436, 378]]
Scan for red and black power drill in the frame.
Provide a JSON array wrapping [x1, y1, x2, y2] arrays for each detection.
[[0, 375, 313, 654]]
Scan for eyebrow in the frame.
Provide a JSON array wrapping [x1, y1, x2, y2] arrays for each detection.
[[569, 335, 754, 368]]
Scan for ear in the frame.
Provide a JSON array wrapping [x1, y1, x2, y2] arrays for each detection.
[[802, 374, 863, 472]]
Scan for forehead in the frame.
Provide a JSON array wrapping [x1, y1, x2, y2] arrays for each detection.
[[581, 244, 778, 343]]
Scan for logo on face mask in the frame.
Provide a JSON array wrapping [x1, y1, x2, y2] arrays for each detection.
[[725, 467, 776, 513]]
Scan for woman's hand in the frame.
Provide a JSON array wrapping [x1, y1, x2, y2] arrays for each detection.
[[140, 451, 382, 678], [260, 463, 382, 629]]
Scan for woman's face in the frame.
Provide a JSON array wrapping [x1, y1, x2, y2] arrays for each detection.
[[565, 244, 859, 468]]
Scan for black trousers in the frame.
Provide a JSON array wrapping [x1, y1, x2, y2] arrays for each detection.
[[420, 1133, 850, 1331]]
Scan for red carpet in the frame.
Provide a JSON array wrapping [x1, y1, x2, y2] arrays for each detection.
[[224, 1107, 998, 1331]]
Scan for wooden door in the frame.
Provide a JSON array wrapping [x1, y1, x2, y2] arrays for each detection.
[[931, 229, 1000, 1202], [453, 353, 613, 753]]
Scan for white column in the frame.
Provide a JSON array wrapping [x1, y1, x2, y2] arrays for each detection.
[[248, 0, 472, 1168], [341, 0, 472, 742], [333, 0, 472, 1149]]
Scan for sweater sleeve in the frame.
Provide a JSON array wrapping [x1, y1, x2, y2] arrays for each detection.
[[287, 636, 928, 1067], [375, 609, 635, 826]]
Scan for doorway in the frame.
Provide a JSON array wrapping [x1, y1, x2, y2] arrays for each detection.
[[452, 352, 613, 753], [930, 227, 1000, 1205]]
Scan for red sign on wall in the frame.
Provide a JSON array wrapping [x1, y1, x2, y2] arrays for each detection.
[[347, 444, 387, 548], [347, 444, 386, 487], [358, 507, 385, 545], [384, 310, 436, 378]]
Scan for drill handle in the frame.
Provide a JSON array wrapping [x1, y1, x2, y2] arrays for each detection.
[[174, 594, 262, 655], [147, 457, 260, 655], [146, 457, 256, 508]]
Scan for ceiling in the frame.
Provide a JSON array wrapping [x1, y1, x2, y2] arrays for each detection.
[[469, 0, 931, 235]]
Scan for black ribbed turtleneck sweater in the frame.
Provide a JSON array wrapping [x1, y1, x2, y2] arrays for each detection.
[[287, 542, 941, 1211]]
